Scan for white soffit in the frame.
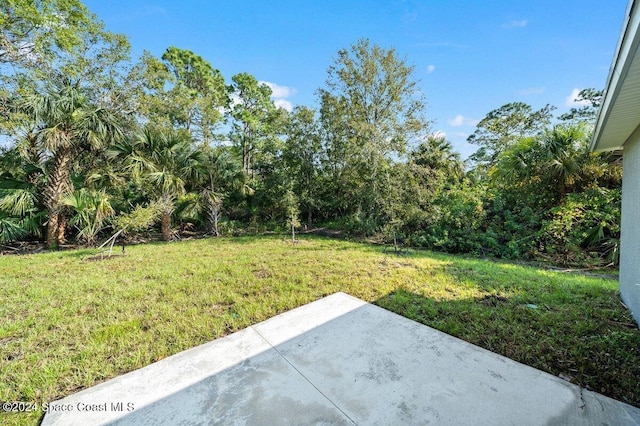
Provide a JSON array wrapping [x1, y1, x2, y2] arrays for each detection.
[[592, 0, 640, 152]]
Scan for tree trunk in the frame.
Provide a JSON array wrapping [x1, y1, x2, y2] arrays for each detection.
[[161, 209, 172, 241], [46, 213, 60, 250], [242, 142, 249, 177], [57, 214, 68, 245], [159, 192, 174, 241], [204, 187, 222, 236], [44, 147, 72, 249], [208, 199, 222, 237], [242, 130, 251, 178]]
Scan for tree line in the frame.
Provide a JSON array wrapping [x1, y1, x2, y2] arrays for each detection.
[[0, 1, 620, 267]]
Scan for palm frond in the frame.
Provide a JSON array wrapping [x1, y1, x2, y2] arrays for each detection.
[[0, 189, 40, 217], [62, 188, 115, 246], [0, 215, 30, 243]]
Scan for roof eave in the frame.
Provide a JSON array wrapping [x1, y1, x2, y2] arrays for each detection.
[[591, 0, 640, 152]]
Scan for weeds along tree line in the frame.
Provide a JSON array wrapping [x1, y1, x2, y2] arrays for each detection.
[[0, 1, 620, 267]]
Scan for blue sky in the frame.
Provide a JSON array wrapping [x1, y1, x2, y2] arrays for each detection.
[[84, 0, 628, 158]]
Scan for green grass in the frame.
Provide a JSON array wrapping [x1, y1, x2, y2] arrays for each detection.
[[1, 235, 639, 425]]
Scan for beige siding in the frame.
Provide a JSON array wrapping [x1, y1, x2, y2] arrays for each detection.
[[621, 133, 640, 325]]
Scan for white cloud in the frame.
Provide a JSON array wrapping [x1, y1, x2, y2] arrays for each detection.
[[274, 99, 293, 112], [259, 81, 297, 98], [447, 114, 478, 127], [432, 130, 447, 139], [426, 65, 436, 74], [258, 81, 296, 111], [448, 115, 465, 127], [228, 93, 242, 108], [502, 19, 527, 29], [565, 88, 590, 107]]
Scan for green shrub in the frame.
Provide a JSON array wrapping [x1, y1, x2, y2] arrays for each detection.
[[539, 188, 620, 266]]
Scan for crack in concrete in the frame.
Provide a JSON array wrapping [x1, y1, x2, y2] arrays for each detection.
[[251, 326, 359, 425], [579, 387, 587, 410]]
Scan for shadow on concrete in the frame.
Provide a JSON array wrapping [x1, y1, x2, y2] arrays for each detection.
[[42, 293, 640, 426], [373, 284, 640, 408]]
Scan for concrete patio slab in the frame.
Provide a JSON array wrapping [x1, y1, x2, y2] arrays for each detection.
[[42, 292, 640, 425]]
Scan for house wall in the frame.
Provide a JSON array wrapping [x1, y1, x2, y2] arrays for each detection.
[[621, 133, 640, 325]]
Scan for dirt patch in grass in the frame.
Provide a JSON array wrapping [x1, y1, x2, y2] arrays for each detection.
[[82, 254, 127, 262]]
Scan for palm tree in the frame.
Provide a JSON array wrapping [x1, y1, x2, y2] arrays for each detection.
[[20, 77, 124, 248], [171, 146, 250, 236], [62, 188, 115, 246], [108, 126, 205, 241], [489, 137, 539, 188], [412, 134, 464, 180], [198, 147, 247, 235], [0, 183, 45, 243], [540, 124, 588, 199], [494, 124, 619, 196], [410, 134, 465, 197], [0, 142, 47, 243]]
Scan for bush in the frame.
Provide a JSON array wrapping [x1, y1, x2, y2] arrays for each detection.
[[114, 201, 162, 236], [539, 188, 620, 266], [406, 182, 486, 254]]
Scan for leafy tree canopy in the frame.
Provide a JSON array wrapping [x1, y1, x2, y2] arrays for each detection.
[[322, 38, 428, 156], [559, 88, 603, 123], [0, 0, 98, 66], [228, 72, 282, 178], [136, 47, 227, 143], [468, 102, 555, 166], [319, 39, 429, 225]]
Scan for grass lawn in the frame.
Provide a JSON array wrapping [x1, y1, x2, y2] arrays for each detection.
[[1, 235, 639, 425]]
